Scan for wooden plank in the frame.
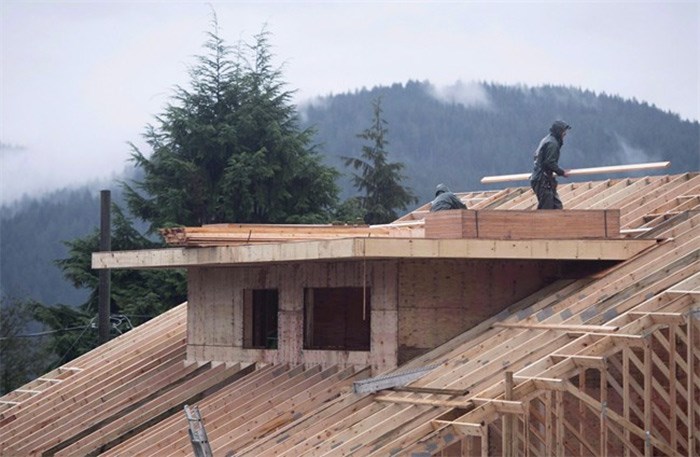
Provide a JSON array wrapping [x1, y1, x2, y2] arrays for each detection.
[[494, 322, 619, 333], [503, 371, 514, 457], [54, 363, 247, 456], [432, 419, 485, 436], [373, 395, 474, 409], [210, 366, 361, 454], [425, 209, 620, 240], [480, 161, 671, 184], [392, 386, 470, 396], [92, 237, 658, 270]]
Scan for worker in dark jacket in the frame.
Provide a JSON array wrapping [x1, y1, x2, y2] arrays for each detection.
[[430, 183, 467, 212], [530, 120, 571, 209]]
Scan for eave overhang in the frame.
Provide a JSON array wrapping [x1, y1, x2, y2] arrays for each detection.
[[91, 237, 658, 270]]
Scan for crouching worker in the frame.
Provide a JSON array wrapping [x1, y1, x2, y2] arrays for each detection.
[[430, 183, 467, 212]]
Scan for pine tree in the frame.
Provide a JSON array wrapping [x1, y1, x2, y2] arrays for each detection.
[[344, 97, 417, 224], [33, 16, 339, 368], [124, 19, 338, 233]]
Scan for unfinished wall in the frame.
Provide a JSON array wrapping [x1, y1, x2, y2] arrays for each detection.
[[187, 258, 614, 372], [396, 259, 564, 363], [186, 260, 400, 374]]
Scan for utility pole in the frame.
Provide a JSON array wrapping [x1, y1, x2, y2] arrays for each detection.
[[98, 190, 111, 344]]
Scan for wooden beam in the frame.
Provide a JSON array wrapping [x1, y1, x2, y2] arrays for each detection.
[[432, 419, 485, 436], [513, 376, 566, 392], [470, 398, 527, 415], [480, 161, 671, 184], [92, 237, 657, 269], [373, 395, 474, 409], [503, 371, 514, 457], [494, 322, 619, 333], [391, 386, 470, 396]]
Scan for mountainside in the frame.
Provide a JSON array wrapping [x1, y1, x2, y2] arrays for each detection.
[[302, 81, 699, 202], [1, 81, 698, 307]]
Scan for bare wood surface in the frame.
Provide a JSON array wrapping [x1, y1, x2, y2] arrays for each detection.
[[480, 161, 671, 184], [493, 322, 620, 332]]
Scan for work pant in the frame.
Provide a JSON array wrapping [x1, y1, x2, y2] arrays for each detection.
[[531, 178, 563, 210]]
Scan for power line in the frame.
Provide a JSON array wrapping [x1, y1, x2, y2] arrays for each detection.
[[0, 325, 89, 340]]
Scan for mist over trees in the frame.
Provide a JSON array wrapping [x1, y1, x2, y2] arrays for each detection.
[[303, 81, 699, 203]]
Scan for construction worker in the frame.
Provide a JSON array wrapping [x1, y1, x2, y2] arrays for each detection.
[[530, 120, 571, 209], [430, 183, 467, 212]]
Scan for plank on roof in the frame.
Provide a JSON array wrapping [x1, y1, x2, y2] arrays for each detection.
[[479, 161, 671, 184]]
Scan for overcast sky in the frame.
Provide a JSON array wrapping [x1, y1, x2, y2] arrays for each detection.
[[1, 1, 698, 205]]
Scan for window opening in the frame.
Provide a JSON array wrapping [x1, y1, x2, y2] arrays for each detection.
[[304, 287, 370, 351], [243, 288, 278, 349]]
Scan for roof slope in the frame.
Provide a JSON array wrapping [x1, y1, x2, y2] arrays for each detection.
[[2, 172, 698, 456]]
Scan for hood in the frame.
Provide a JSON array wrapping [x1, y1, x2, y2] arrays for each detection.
[[435, 183, 450, 196], [549, 120, 571, 137]]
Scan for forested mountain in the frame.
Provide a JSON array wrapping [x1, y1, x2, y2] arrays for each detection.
[[1, 81, 698, 307], [302, 81, 699, 202]]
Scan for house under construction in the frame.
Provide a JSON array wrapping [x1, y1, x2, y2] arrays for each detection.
[[1, 172, 699, 456]]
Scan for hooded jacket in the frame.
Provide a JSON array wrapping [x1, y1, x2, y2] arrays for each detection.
[[530, 121, 570, 183], [430, 184, 467, 212]]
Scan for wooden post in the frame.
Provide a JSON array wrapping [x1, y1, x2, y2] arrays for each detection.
[[524, 400, 530, 457], [600, 367, 608, 457], [689, 311, 697, 457], [644, 337, 652, 457], [503, 371, 514, 457], [579, 368, 586, 456], [623, 349, 630, 457], [669, 324, 677, 454], [555, 390, 564, 456], [98, 190, 111, 344], [481, 423, 489, 457], [545, 391, 553, 455]]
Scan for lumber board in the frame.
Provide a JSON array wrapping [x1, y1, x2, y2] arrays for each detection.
[[119, 365, 286, 456], [92, 237, 657, 270], [54, 362, 247, 456], [207, 365, 345, 452], [424, 209, 621, 239], [214, 367, 361, 454], [480, 161, 671, 184], [160, 222, 423, 247], [493, 322, 619, 332], [373, 395, 474, 409]]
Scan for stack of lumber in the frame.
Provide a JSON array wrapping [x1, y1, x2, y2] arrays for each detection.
[[161, 222, 424, 247], [425, 209, 621, 239]]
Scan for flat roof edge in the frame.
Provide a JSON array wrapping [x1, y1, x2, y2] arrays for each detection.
[[92, 237, 658, 270]]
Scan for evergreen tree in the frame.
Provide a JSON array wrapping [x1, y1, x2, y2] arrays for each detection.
[[125, 20, 338, 232], [344, 97, 417, 224], [32, 204, 187, 365], [0, 297, 51, 394], [24, 17, 339, 370]]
